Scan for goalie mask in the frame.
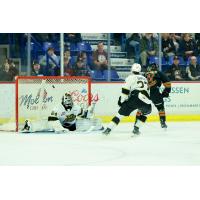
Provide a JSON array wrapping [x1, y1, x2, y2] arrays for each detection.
[[62, 93, 73, 109]]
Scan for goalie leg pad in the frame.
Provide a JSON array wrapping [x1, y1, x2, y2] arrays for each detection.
[[63, 123, 76, 131], [76, 118, 103, 131], [48, 120, 69, 132], [20, 119, 53, 133]]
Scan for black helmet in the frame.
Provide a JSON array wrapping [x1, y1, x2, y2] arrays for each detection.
[[147, 63, 158, 72]]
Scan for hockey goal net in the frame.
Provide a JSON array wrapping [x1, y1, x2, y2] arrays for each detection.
[[0, 76, 91, 132]]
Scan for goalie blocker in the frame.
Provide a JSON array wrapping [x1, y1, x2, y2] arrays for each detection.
[[21, 93, 103, 133]]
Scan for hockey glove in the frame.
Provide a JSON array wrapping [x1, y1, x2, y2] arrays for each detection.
[[162, 90, 169, 98], [80, 109, 88, 118]]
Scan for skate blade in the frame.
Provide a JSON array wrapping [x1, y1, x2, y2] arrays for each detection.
[[131, 133, 141, 137], [19, 130, 31, 133]]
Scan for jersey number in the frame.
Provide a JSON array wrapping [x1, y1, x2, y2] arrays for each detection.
[[137, 81, 147, 88]]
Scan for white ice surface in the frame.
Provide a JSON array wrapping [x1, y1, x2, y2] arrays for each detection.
[[0, 122, 200, 165]]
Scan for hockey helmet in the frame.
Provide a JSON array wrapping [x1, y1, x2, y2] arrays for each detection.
[[62, 93, 73, 108], [131, 63, 141, 73]]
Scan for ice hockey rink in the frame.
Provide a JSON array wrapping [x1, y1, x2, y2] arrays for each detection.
[[0, 121, 200, 165]]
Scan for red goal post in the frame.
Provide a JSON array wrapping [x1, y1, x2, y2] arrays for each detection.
[[15, 76, 92, 132]]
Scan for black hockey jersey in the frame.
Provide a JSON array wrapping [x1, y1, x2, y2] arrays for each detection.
[[146, 70, 171, 93]]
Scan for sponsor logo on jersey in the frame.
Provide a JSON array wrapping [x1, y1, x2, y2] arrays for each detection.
[[63, 114, 76, 123]]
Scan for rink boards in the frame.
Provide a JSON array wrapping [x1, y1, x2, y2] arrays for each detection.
[[0, 81, 200, 123]]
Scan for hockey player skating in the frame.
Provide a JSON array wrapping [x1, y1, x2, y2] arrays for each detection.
[[21, 93, 102, 133], [103, 63, 152, 135], [135, 63, 171, 129]]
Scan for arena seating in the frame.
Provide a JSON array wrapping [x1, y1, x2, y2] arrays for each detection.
[[1, 33, 200, 82]]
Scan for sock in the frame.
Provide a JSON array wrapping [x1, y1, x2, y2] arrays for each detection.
[[107, 113, 123, 130], [134, 115, 147, 129]]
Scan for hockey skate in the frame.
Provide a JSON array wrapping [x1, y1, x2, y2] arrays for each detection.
[[20, 120, 32, 133], [132, 126, 140, 135], [102, 128, 111, 135], [160, 120, 167, 129]]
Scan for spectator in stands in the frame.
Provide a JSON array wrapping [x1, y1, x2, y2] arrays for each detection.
[[166, 56, 185, 81], [170, 33, 182, 51], [31, 60, 43, 76], [186, 56, 200, 80], [179, 33, 197, 61], [93, 42, 108, 71], [141, 33, 158, 40], [64, 50, 73, 76], [170, 33, 181, 41], [65, 33, 82, 44], [64, 50, 71, 66], [113, 33, 125, 47], [32, 34, 54, 44], [39, 47, 59, 75], [73, 53, 91, 77], [195, 33, 200, 54], [0, 59, 18, 81], [162, 33, 176, 61], [140, 33, 158, 68], [7, 59, 19, 79], [78, 52, 88, 65], [64, 34, 82, 57], [126, 33, 141, 62]]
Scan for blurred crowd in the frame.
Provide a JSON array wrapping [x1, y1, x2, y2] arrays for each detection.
[[126, 33, 200, 80], [126, 33, 200, 62], [1, 33, 200, 81], [30, 41, 109, 78]]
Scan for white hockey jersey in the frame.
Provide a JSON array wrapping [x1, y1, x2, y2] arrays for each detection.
[[124, 74, 148, 92], [121, 74, 151, 104], [50, 104, 82, 126]]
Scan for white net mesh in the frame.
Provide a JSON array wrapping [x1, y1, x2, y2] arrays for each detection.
[[0, 76, 91, 132]]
